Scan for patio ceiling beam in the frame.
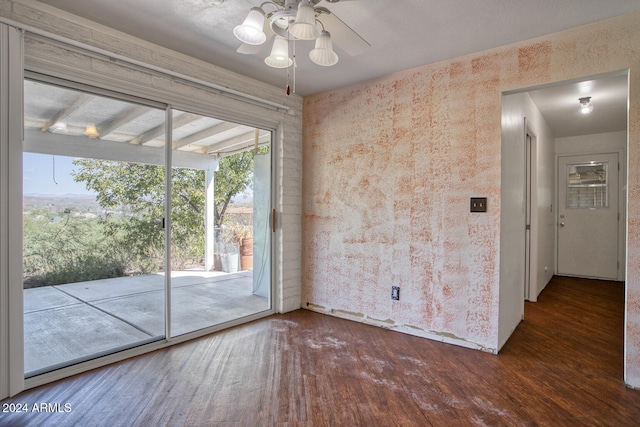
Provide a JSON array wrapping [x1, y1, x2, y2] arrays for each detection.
[[24, 129, 217, 170], [205, 130, 270, 155], [39, 93, 94, 132], [174, 122, 241, 150], [98, 105, 149, 139], [129, 112, 200, 145]]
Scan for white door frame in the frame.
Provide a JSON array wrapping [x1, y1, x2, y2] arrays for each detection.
[[0, 23, 24, 399]]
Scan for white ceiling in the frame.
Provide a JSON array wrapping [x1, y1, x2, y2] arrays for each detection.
[[35, 0, 637, 137], [526, 73, 628, 138]]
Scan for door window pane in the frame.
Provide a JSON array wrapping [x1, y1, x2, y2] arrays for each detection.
[[23, 80, 166, 377], [169, 109, 272, 337], [566, 162, 608, 209]]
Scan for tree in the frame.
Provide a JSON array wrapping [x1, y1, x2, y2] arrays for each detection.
[[214, 151, 254, 228], [71, 149, 263, 271], [73, 160, 203, 270]]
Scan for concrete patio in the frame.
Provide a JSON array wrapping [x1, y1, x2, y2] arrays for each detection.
[[24, 270, 268, 376]]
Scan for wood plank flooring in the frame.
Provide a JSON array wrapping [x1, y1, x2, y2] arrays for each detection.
[[1, 276, 639, 426]]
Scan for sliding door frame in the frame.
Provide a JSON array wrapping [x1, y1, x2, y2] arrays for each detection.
[[1, 23, 25, 399], [5, 33, 280, 394]]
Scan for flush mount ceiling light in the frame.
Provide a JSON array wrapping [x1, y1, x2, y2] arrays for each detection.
[[579, 96, 593, 114], [234, 0, 369, 94], [49, 121, 68, 133], [84, 124, 99, 138]]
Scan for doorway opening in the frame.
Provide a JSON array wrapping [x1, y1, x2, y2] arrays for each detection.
[[500, 69, 628, 364]]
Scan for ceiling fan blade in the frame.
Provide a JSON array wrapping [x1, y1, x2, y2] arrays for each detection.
[[236, 18, 275, 55], [317, 7, 370, 56], [237, 43, 264, 55]]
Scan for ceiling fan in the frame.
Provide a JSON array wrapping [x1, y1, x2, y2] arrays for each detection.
[[234, 0, 369, 74]]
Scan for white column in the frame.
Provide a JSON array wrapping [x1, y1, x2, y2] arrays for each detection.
[[204, 161, 217, 271]]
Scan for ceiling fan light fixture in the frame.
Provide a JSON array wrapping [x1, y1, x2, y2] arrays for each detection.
[[265, 36, 293, 68], [309, 31, 338, 66], [233, 7, 267, 45], [579, 96, 593, 114], [288, 0, 321, 40]]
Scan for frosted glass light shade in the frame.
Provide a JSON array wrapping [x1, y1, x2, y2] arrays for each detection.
[[579, 97, 593, 114], [233, 8, 266, 45], [288, 0, 320, 40], [265, 36, 292, 68], [309, 31, 338, 66]]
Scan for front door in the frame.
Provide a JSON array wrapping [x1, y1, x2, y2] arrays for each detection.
[[557, 153, 619, 279]]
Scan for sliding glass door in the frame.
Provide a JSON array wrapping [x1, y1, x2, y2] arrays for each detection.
[[23, 79, 167, 376], [168, 109, 272, 338], [22, 78, 273, 378]]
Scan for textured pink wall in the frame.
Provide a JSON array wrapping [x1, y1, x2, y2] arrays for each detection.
[[302, 12, 640, 383]]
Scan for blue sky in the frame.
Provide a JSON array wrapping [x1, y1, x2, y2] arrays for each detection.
[[23, 153, 95, 196]]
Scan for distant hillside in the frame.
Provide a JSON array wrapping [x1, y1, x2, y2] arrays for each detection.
[[24, 194, 100, 213]]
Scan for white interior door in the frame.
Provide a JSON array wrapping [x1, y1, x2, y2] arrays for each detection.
[[557, 153, 619, 279]]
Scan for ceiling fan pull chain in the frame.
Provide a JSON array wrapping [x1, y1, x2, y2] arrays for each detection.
[[285, 32, 291, 95], [293, 38, 297, 94]]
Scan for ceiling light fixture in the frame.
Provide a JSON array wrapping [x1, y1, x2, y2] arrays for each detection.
[[309, 30, 338, 66], [288, 0, 321, 40], [265, 36, 293, 68], [84, 124, 99, 138], [49, 121, 68, 133], [233, 7, 267, 45], [579, 96, 593, 114], [234, 0, 343, 94]]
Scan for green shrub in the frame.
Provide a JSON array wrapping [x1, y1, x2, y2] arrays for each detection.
[[23, 210, 138, 287]]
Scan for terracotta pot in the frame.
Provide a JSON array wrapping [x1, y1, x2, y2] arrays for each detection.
[[240, 237, 253, 256], [240, 237, 253, 270]]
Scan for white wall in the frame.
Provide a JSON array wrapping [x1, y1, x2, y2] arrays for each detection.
[[523, 94, 556, 300], [556, 131, 627, 281], [499, 92, 526, 350], [498, 90, 555, 349]]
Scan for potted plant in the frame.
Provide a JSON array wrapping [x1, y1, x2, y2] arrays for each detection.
[[219, 231, 239, 273], [218, 223, 252, 272]]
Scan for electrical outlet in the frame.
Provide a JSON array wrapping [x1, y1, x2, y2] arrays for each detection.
[[391, 286, 400, 301]]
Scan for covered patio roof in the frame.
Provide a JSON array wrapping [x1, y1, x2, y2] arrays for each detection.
[[23, 78, 271, 168]]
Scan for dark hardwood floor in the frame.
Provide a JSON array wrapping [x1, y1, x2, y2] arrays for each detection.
[[1, 276, 639, 426]]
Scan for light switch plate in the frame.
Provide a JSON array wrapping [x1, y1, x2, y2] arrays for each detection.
[[470, 197, 487, 213]]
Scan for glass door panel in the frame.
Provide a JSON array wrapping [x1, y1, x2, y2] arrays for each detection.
[[169, 109, 271, 337], [23, 79, 167, 377], [566, 162, 609, 208]]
